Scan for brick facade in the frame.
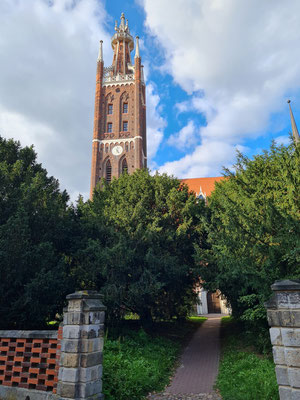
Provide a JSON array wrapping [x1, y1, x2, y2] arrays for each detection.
[[90, 13, 147, 198], [0, 330, 61, 393]]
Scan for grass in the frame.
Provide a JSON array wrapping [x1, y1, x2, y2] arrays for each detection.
[[216, 317, 279, 400], [102, 317, 207, 400]]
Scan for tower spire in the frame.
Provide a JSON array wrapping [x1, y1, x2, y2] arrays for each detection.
[[135, 36, 140, 59], [97, 40, 103, 62], [287, 100, 300, 145], [110, 12, 134, 75]]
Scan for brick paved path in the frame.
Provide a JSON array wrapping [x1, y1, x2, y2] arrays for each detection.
[[148, 315, 223, 400], [147, 393, 221, 400]]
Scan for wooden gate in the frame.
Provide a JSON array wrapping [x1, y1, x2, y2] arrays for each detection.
[[207, 291, 221, 313]]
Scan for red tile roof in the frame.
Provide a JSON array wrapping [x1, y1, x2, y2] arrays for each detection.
[[181, 177, 224, 197]]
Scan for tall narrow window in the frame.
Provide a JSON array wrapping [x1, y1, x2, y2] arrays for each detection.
[[106, 160, 112, 183], [122, 158, 128, 174], [108, 104, 113, 114], [107, 123, 112, 133], [123, 103, 128, 113], [123, 121, 128, 132]]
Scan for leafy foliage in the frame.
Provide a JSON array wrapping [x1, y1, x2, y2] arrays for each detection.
[[197, 142, 300, 328], [73, 169, 207, 324], [0, 137, 75, 329]]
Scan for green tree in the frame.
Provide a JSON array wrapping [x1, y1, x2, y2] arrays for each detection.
[[0, 137, 75, 329], [197, 141, 300, 328], [73, 169, 207, 325]]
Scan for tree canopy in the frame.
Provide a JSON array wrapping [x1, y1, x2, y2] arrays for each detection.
[[0, 137, 75, 329], [72, 169, 207, 324], [197, 142, 300, 326], [3, 133, 298, 334]]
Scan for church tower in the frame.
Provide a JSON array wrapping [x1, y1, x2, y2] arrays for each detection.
[[90, 13, 147, 198]]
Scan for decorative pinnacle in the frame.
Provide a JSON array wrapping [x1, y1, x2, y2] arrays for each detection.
[[114, 13, 130, 33], [120, 12, 125, 29], [97, 40, 103, 62], [135, 36, 140, 59], [287, 99, 300, 145]]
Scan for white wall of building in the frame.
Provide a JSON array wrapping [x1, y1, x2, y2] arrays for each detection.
[[196, 289, 231, 315], [196, 288, 208, 314]]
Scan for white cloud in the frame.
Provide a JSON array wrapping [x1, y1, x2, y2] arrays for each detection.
[[146, 83, 167, 162], [168, 120, 198, 151], [0, 0, 110, 201], [159, 141, 238, 178], [274, 135, 291, 146], [0, 0, 166, 199], [142, 0, 300, 177]]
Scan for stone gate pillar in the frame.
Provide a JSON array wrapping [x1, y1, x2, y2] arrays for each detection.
[[265, 280, 300, 400], [57, 291, 106, 399]]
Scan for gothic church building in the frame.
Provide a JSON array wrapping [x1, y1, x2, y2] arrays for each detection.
[[90, 13, 146, 198]]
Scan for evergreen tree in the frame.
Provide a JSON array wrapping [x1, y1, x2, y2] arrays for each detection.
[[0, 137, 75, 329], [73, 169, 207, 325], [197, 142, 300, 328]]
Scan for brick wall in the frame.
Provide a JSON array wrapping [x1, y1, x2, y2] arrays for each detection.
[[0, 329, 61, 394], [0, 291, 105, 400]]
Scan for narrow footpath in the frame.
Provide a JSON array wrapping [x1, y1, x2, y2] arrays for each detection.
[[148, 315, 223, 400]]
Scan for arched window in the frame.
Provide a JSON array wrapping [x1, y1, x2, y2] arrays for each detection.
[[121, 158, 128, 174], [106, 160, 112, 183]]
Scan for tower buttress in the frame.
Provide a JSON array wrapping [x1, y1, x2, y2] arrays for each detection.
[[90, 14, 147, 198], [90, 41, 104, 198]]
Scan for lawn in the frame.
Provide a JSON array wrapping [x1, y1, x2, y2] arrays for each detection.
[[216, 317, 279, 400]]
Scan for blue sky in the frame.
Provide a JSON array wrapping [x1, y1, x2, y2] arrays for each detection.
[[0, 0, 299, 200]]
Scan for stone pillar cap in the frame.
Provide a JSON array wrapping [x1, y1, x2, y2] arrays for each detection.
[[271, 279, 300, 291], [66, 290, 104, 300]]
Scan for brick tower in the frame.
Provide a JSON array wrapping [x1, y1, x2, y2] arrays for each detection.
[[90, 13, 147, 198]]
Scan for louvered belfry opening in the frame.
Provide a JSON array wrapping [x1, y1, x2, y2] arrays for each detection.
[[122, 158, 128, 174], [106, 159, 112, 183]]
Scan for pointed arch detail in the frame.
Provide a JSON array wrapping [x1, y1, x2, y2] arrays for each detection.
[[119, 155, 128, 175], [105, 158, 112, 183]]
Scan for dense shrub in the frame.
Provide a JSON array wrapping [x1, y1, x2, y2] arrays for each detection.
[[73, 169, 208, 325], [197, 142, 300, 330], [0, 137, 75, 329]]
